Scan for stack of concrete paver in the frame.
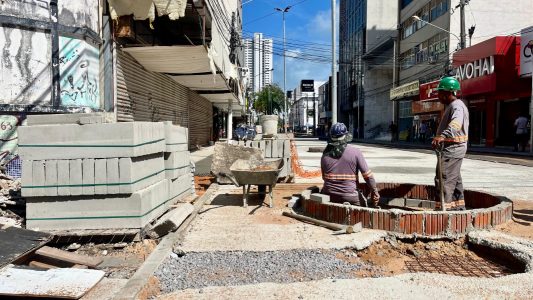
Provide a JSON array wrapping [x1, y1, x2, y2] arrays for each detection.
[[235, 139, 293, 178], [163, 122, 195, 205], [19, 119, 194, 231]]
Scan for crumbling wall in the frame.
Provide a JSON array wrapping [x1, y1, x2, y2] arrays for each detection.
[[0, 0, 100, 108]]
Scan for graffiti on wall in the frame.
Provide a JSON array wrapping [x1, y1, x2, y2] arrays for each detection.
[[0, 115, 25, 164], [59, 37, 100, 109]]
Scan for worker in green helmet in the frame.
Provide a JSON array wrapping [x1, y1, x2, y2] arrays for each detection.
[[432, 76, 470, 211]]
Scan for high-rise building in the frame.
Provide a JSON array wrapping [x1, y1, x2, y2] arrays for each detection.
[[243, 33, 273, 94], [338, 0, 397, 138]]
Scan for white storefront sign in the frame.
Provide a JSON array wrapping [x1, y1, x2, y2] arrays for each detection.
[[455, 56, 495, 81], [520, 26, 533, 76]]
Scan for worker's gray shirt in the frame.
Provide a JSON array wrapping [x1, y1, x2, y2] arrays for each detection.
[[436, 99, 469, 158]]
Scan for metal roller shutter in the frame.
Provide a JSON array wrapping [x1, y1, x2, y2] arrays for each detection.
[[116, 50, 189, 128], [188, 91, 213, 147]]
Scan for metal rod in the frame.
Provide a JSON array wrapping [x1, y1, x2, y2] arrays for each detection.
[[282, 211, 358, 233], [283, 11, 287, 133], [50, 0, 60, 107]]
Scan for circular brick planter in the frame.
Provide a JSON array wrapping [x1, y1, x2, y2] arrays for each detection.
[[300, 183, 513, 238]]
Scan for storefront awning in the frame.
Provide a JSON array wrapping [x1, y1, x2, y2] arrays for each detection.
[[390, 80, 420, 101]]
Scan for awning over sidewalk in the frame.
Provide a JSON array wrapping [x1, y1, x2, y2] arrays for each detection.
[[123, 46, 242, 111]]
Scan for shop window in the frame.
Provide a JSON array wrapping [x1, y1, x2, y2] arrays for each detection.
[[399, 101, 412, 118]]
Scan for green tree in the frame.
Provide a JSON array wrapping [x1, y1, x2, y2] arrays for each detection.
[[252, 84, 284, 115]]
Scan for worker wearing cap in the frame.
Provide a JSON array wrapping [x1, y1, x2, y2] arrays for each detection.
[[432, 77, 470, 210], [320, 123, 380, 206]]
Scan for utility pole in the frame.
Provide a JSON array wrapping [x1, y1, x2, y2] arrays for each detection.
[[459, 0, 467, 49], [331, 0, 337, 124], [276, 6, 291, 133]]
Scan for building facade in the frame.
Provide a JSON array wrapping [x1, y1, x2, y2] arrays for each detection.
[[339, 0, 397, 139], [395, 0, 533, 143], [290, 80, 324, 133], [0, 0, 246, 159], [244, 33, 273, 94]]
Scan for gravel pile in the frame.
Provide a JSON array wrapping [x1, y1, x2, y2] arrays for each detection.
[[156, 249, 372, 292]]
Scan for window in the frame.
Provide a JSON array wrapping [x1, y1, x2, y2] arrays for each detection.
[[399, 101, 412, 118]]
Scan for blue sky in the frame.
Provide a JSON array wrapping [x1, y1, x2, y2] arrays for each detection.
[[242, 0, 339, 92]]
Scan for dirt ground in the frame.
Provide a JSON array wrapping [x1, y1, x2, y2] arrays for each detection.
[[496, 200, 533, 240], [74, 239, 158, 279]]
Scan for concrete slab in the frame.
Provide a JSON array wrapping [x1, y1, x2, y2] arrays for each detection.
[[94, 159, 107, 195], [106, 158, 120, 194], [283, 140, 290, 157], [265, 140, 272, 158], [178, 203, 386, 253], [271, 140, 279, 158], [82, 159, 95, 195], [32, 161, 46, 197], [21, 160, 33, 197], [69, 159, 83, 196], [146, 203, 194, 239], [310, 193, 330, 203], [164, 151, 191, 180], [26, 113, 110, 126], [164, 122, 188, 152], [18, 122, 165, 160], [57, 160, 70, 196], [168, 172, 193, 203], [119, 153, 165, 194], [44, 160, 58, 197], [26, 180, 169, 231], [211, 142, 263, 184]]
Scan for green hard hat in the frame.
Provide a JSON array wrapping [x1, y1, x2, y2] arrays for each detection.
[[436, 77, 460, 92]]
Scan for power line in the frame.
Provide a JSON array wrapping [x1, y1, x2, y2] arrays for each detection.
[[243, 0, 313, 25]]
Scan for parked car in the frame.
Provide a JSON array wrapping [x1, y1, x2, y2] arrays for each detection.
[[233, 124, 256, 142]]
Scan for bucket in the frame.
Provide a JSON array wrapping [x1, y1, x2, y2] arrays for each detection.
[[260, 115, 278, 136]]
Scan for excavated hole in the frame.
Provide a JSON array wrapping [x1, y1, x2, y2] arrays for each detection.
[[349, 238, 525, 278]]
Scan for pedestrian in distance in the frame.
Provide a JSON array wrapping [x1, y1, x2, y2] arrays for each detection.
[[389, 121, 398, 142], [320, 123, 380, 207], [419, 121, 428, 143], [432, 77, 469, 211], [513, 113, 529, 152]]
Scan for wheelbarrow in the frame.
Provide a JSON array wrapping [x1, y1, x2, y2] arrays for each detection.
[[226, 158, 284, 208]]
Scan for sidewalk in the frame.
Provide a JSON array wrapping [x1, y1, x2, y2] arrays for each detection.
[[353, 139, 533, 159]]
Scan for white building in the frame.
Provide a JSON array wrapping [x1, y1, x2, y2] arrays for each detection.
[[244, 33, 273, 93], [290, 80, 325, 133]]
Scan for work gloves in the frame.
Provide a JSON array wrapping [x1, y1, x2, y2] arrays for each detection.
[[371, 189, 380, 207]]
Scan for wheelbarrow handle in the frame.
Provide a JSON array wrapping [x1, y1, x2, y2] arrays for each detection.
[[218, 172, 240, 187]]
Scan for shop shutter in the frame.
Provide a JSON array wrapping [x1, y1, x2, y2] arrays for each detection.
[[188, 91, 213, 147], [116, 50, 189, 128]]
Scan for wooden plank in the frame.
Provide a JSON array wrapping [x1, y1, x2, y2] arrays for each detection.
[[0, 267, 105, 299], [35, 246, 103, 268], [29, 261, 58, 270], [0, 227, 52, 268]]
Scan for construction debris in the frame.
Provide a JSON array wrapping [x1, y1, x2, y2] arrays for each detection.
[[0, 174, 24, 228], [145, 203, 194, 239], [0, 266, 105, 299], [35, 246, 103, 269], [0, 226, 51, 267]]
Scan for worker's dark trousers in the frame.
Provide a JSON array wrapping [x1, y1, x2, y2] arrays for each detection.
[[435, 156, 464, 207]]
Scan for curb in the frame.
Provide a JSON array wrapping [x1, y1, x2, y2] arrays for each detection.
[[113, 184, 219, 300]]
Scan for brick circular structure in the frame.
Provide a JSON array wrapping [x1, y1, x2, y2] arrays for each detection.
[[301, 183, 513, 238]]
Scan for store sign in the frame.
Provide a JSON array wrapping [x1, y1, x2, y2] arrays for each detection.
[[390, 80, 419, 101], [301, 80, 314, 92], [455, 56, 495, 81], [419, 80, 440, 102], [520, 26, 533, 76]]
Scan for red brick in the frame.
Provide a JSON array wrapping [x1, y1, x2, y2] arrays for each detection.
[[399, 214, 405, 233], [431, 215, 438, 235], [410, 215, 417, 234], [425, 215, 431, 235], [363, 211, 370, 228], [372, 211, 379, 229], [416, 214, 423, 234], [404, 215, 410, 234]]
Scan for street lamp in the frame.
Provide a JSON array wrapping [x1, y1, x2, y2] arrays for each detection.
[[275, 6, 291, 133], [412, 16, 461, 45]]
